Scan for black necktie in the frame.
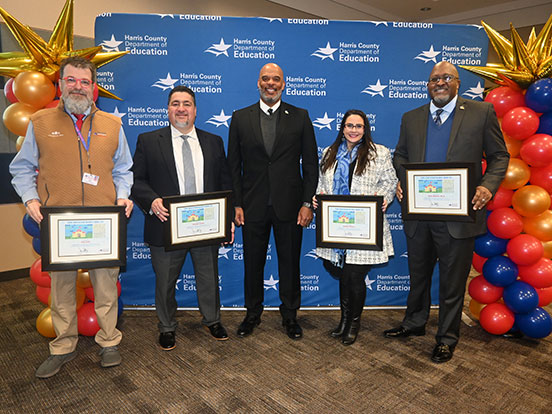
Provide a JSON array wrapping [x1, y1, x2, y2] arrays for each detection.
[[434, 109, 444, 126], [267, 108, 273, 116]]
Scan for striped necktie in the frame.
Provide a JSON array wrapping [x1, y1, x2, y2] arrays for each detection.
[[434, 109, 444, 126], [181, 135, 196, 194]]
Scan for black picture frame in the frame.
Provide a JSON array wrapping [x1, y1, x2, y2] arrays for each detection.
[[315, 194, 383, 251], [40, 205, 127, 271]]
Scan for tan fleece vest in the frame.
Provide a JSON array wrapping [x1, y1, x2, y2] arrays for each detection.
[[32, 103, 122, 206]]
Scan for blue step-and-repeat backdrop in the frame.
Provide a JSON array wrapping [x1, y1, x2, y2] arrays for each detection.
[[94, 13, 488, 308]]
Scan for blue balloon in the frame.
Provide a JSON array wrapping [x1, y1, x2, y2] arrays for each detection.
[[474, 231, 508, 258], [32, 237, 41, 255], [525, 78, 552, 113], [482, 255, 518, 287], [537, 111, 552, 135], [516, 307, 552, 339], [22, 214, 40, 238], [503, 280, 539, 313]]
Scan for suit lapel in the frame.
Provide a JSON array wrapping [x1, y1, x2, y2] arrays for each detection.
[[247, 104, 267, 156], [447, 98, 467, 159], [415, 104, 430, 162], [158, 127, 180, 190], [196, 129, 209, 187], [273, 102, 290, 159]]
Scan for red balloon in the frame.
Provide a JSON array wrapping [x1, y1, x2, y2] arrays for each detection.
[[486, 207, 523, 239], [479, 303, 515, 335], [520, 134, 552, 167], [44, 99, 59, 109], [501, 107, 540, 140], [518, 257, 552, 288], [4, 78, 18, 103], [487, 187, 514, 210], [472, 252, 488, 273], [485, 86, 526, 118], [537, 286, 552, 306], [468, 275, 504, 304], [93, 83, 99, 102], [36, 285, 51, 305], [84, 280, 122, 301], [506, 233, 544, 266], [77, 302, 100, 336], [530, 165, 552, 194], [29, 257, 51, 287]]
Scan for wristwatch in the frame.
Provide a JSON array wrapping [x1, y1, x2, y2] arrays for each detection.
[[302, 201, 313, 210]]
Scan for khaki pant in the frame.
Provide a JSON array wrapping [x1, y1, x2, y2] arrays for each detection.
[[49, 267, 122, 355]]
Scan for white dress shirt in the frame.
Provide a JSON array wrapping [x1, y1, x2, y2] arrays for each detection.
[[170, 125, 204, 194], [429, 95, 458, 125]]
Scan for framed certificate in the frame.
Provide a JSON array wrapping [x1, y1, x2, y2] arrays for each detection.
[[163, 190, 232, 250], [316, 195, 383, 251], [40, 206, 127, 271], [402, 162, 476, 222]]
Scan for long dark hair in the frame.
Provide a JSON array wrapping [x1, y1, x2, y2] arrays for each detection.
[[320, 109, 377, 176]]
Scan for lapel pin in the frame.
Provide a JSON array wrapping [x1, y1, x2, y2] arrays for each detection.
[[460, 105, 465, 110], [285, 109, 289, 115]]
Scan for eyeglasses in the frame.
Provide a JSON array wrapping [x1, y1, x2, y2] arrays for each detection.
[[62, 76, 93, 88], [344, 123, 364, 130], [428, 75, 458, 84]]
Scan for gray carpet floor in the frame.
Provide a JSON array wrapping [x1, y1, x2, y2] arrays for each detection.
[[1, 277, 551, 414]]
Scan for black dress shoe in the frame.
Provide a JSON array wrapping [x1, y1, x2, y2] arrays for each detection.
[[159, 331, 176, 351], [383, 326, 425, 338], [431, 343, 453, 363], [237, 316, 261, 337], [205, 323, 229, 341], [282, 319, 303, 340]]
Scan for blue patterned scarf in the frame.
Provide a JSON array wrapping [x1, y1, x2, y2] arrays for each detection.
[[331, 139, 360, 267]]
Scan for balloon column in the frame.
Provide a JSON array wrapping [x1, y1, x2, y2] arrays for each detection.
[[465, 15, 552, 339]]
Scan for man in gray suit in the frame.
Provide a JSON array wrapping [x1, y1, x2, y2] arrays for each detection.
[[132, 86, 233, 350], [384, 61, 509, 363]]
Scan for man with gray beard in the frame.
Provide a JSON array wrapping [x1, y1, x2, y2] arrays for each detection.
[[10, 56, 133, 378]]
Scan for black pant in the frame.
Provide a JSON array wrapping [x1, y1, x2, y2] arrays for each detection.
[[242, 206, 303, 320], [323, 260, 370, 317]]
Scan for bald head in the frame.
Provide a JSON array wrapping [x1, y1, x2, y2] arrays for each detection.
[[258, 63, 285, 105], [427, 61, 460, 107]]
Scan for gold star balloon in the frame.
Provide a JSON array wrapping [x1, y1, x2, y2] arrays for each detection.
[[461, 14, 552, 89], [0, 0, 128, 100]]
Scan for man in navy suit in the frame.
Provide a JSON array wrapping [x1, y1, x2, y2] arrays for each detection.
[[384, 61, 509, 363], [132, 86, 233, 350], [227, 63, 318, 339]]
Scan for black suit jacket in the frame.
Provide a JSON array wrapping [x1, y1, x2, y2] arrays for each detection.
[[393, 97, 510, 239], [227, 101, 318, 222], [131, 126, 232, 246]]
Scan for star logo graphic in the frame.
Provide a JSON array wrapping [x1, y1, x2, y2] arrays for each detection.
[[304, 249, 319, 259], [365, 275, 376, 291], [264, 275, 279, 291], [152, 73, 178, 90], [311, 42, 337, 60], [312, 112, 335, 130], [175, 277, 182, 290], [400, 251, 408, 258], [468, 24, 484, 30], [156, 14, 174, 18], [218, 246, 231, 259], [100, 34, 123, 52], [414, 45, 441, 63], [204, 38, 232, 57], [361, 79, 388, 97], [462, 82, 485, 100], [260, 17, 283, 23], [369, 21, 388, 27], [206, 109, 232, 128], [111, 106, 126, 119]]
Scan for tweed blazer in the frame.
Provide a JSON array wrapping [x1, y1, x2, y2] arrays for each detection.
[[316, 143, 398, 265]]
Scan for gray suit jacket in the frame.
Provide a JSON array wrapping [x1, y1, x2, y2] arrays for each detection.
[[393, 97, 510, 239]]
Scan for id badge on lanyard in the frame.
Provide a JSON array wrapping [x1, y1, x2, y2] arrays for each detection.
[[74, 113, 100, 186]]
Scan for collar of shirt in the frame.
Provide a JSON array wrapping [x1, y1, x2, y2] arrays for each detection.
[[65, 106, 91, 122], [171, 124, 198, 141], [430, 95, 458, 123], [259, 99, 281, 116]]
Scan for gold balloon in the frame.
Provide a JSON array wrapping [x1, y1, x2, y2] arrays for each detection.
[[503, 133, 523, 157], [501, 158, 531, 190], [542, 240, 552, 259], [0, 0, 128, 99], [2, 102, 37, 136], [512, 185, 551, 217], [469, 299, 486, 321], [76, 269, 91, 289], [36, 307, 56, 338], [15, 135, 25, 151], [13, 71, 56, 108], [524, 210, 552, 241]]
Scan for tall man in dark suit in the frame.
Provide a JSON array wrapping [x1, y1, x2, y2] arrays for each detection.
[[384, 61, 509, 363], [228, 63, 318, 339], [132, 86, 233, 350]]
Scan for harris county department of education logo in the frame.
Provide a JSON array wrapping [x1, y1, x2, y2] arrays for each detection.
[[312, 112, 335, 130], [152, 73, 178, 90], [415, 44, 484, 65], [264, 275, 279, 291], [100, 34, 123, 52], [206, 110, 232, 128], [362, 78, 428, 100], [311, 42, 337, 60], [463, 82, 485, 100], [414, 45, 441, 63], [361, 79, 388, 97], [205, 37, 276, 59], [204, 38, 232, 57]]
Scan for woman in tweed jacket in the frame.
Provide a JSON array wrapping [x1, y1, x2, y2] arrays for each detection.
[[315, 109, 398, 345]]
